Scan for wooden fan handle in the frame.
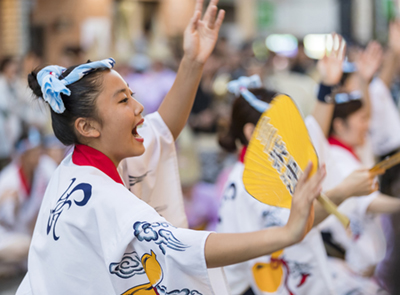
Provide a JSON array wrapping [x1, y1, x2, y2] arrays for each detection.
[[317, 193, 350, 228]]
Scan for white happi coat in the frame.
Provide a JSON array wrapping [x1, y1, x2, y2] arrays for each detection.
[[119, 112, 188, 228], [17, 147, 214, 295], [317, 141, 385, 273], [217, 160, 335, 295], [369, 78, 400, 156], [119, 112, 228, 293], [306, 116, 385, 295]]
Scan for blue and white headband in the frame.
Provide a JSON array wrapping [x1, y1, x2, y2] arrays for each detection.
[[335, 90, 362, 104], [37, 58, 116, 114], [227, 75, 269, 113]]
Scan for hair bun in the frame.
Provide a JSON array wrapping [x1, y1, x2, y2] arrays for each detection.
[[28, 70, 43, 98]]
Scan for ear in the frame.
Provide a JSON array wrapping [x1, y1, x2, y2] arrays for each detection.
[[332, 118, 346, 136], [74, 117, 101, 139], [243, 123, 256, 142]]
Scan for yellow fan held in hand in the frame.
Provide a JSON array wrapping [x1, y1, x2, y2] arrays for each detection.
[[243, 94, 350, 229], [370, 151, 400, 175]]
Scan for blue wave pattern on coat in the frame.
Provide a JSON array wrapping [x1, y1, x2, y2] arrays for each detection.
[[109, 251, 145, 279], [133, 221, 190, 254], [47, 178, 92, 241]]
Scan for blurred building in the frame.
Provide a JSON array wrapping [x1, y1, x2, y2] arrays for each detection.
[[0, 0, 397, 62]]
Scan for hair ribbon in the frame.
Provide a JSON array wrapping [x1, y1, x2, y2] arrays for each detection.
[[37, 58, 116, 114], [227, 75, 269, 113]]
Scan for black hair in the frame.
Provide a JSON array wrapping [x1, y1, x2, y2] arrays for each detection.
[[0, 56, 15, 72], [218, 88, 277, 152], [329, 100, 363, 136], [28, 62, 110, 146]]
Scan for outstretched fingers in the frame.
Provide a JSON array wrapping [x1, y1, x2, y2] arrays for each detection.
[[214, 9, 225, 30], [297, 162, 313, 188], [296, 164, 325, 203], [194, 0, 204, 14], [307, 165, 326, 201], [203, 0, 219, 23], [188, 10, 201, 32]]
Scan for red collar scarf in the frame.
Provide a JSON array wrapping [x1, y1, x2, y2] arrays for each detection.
[[72, 144, 124, 185], [239, 146, 247, 163], [328, 136, 360, 161], [18, 166, 31, 197]]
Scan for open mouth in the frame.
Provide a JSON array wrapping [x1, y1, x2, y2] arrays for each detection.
[[132, 118, 144, 140]]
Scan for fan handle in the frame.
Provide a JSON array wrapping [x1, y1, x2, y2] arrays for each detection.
[[317, 193, 350, 228]]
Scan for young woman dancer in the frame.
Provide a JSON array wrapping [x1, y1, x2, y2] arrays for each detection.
[[17, 1, 325, 294]]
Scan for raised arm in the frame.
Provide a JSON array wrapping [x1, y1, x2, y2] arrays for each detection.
[[380, 21, 400, 88], [312, 34, 345, 137], [204, 163, 325, 268], [355, 41, 383, 119], [158, 0, 225, 140]]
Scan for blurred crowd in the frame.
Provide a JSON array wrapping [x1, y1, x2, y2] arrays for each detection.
[[2, 19, 400, 294]]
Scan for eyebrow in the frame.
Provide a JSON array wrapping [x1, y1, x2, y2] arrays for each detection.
[[113, 88, 126, 98], [113, 82, 131, 98]]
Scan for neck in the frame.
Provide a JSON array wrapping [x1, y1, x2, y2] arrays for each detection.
[[331, 134, 356, 149], [86, 142, 120, 167]]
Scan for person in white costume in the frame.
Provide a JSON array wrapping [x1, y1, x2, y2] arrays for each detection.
[[366, 21, 400, 293], [216, 36, 380, 295], [16, 1, 327, 294], [309, 35, 400, 295], [0, 129, 56, 277]]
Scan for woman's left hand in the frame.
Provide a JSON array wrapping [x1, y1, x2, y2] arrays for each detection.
[[183, 0, 225, 65]]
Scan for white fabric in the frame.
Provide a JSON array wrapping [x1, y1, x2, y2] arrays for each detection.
[[307, 115, 385, 294], [17, 153, 214, 295], [327, 257, 388, 295], [120, 112, 229, 294], [369, 78, 400, 156], [217, 162, 336, 295], [119, 112, 188, 228], [305, 116, 339, 191], [0, 156, 55, 274], [317, 144, 385, 276], [306, 115, 384, 277]]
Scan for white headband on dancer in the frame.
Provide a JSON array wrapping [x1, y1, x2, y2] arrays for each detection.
[[227, 75, 269, 113], [37, 58, 116, 114], [335, 90, 362, 104]]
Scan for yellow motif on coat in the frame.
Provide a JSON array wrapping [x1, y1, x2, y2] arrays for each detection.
[[252, 249, 284, 293], [122, 251, 162, 295]]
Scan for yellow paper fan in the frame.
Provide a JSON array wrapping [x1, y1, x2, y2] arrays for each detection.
[[243, 94, 349, 228]]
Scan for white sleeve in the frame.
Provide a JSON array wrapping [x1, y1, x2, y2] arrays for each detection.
[[107, 206, 214, 295], [92, 184, 214, 295], [119, 112, 188, 228], [369, 78, 400, 156], [305, 115, 330, 164]]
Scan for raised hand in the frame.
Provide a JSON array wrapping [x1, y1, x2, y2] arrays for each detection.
[[356, 41, 383, 82], [285, 163, 326, 243], [317, 33, 346, 86], [337, 168, 379, 199], [183, 0, 225, 64]]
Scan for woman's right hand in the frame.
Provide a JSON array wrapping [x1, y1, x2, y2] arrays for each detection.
[[284, 163, 326, 244]]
